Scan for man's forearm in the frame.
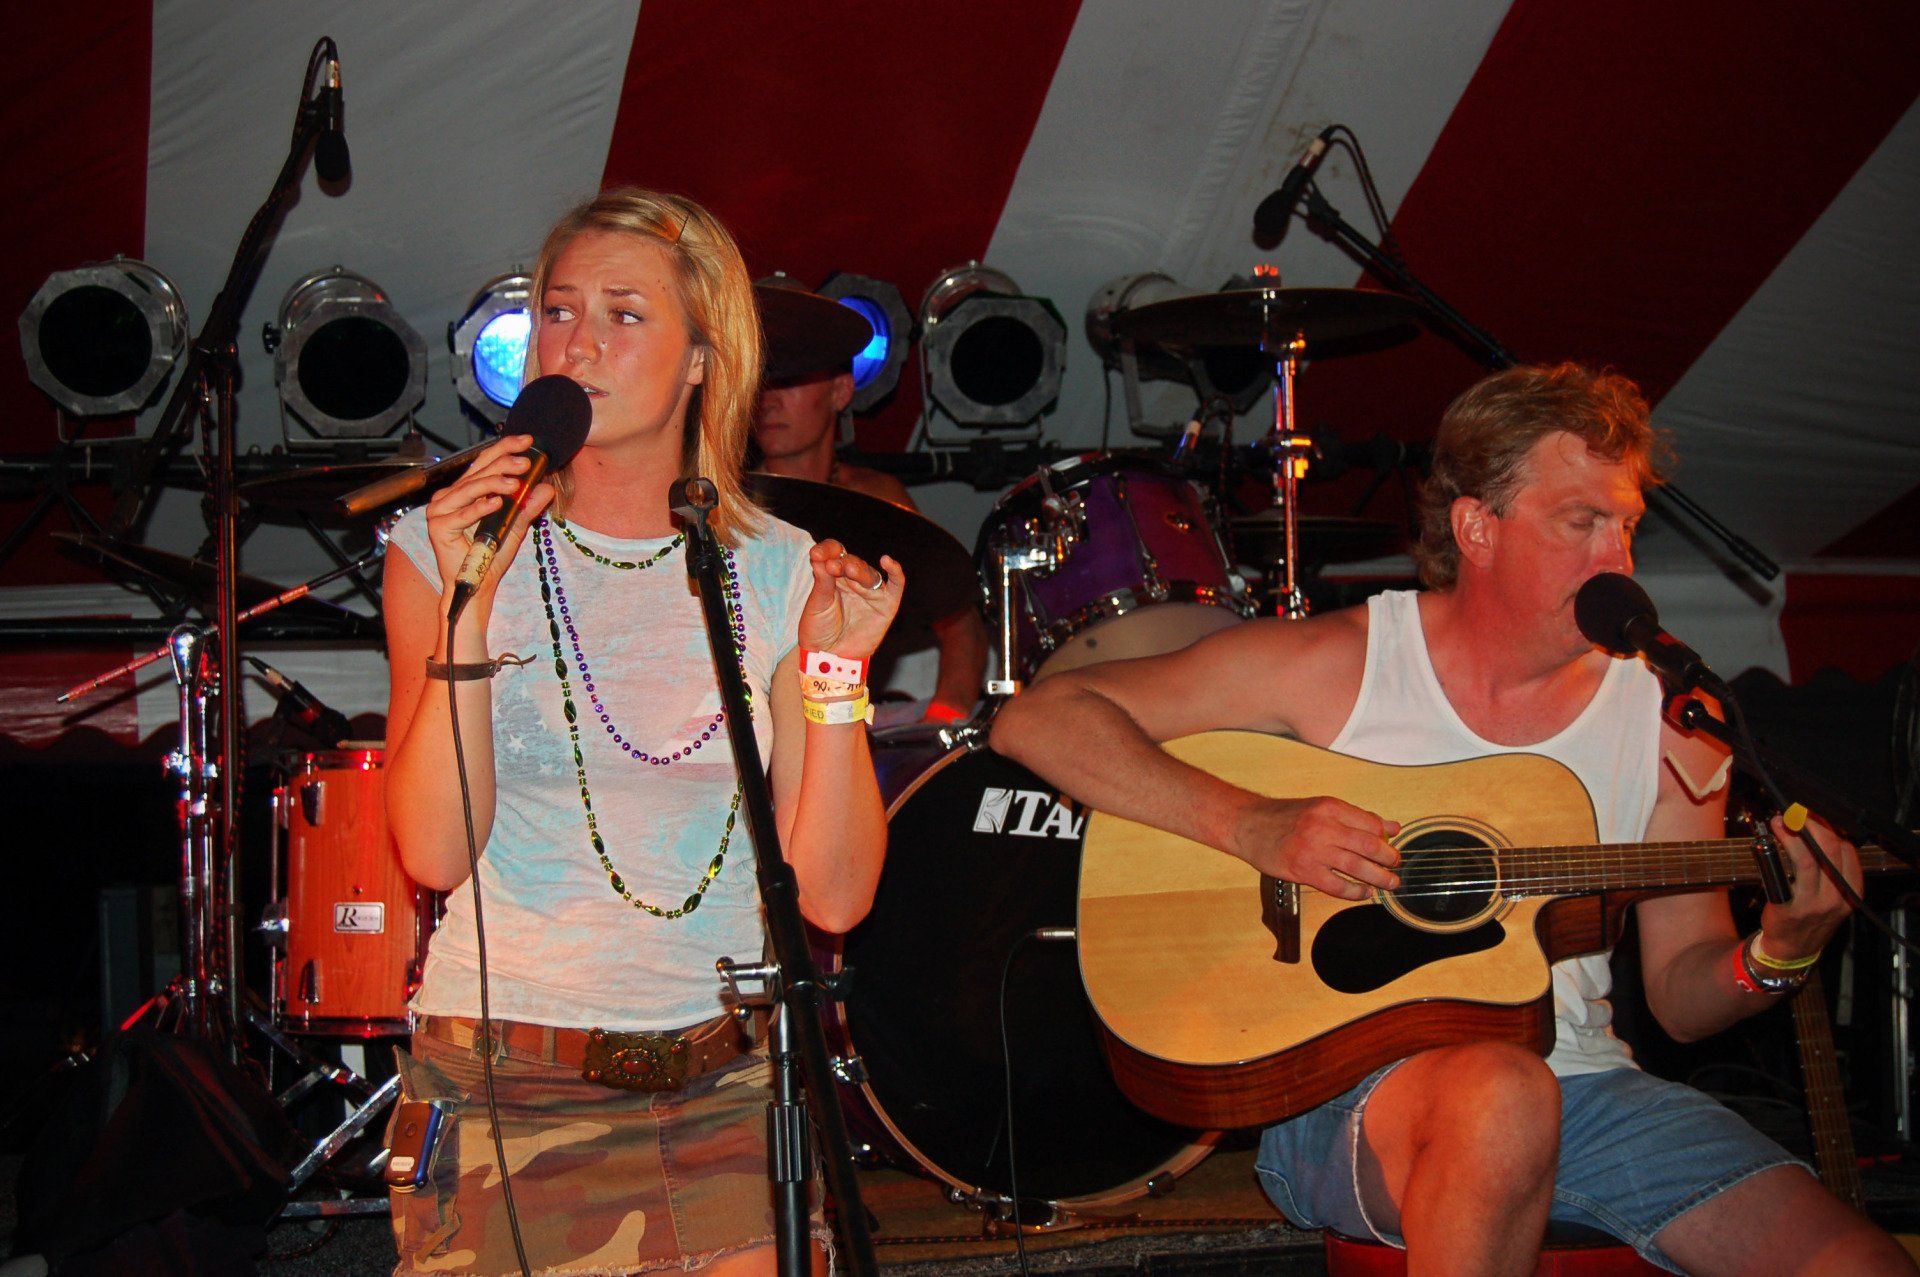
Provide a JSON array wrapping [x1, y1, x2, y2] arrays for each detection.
[[1649, 933, 1788, 1042]]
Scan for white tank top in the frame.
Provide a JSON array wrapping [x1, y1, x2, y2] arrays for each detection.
[[1328, 590, 1662, 1075]]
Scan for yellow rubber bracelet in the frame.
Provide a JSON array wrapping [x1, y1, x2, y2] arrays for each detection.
[[1750, 933, 1821, 971], [802, 693, 872, 726]]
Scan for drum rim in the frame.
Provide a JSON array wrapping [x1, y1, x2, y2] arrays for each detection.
[[834, 740, 1221, 1208], [991, 450, 1196, 510], [1029, 581, 1255, 657], [281, 746, 385, 773]]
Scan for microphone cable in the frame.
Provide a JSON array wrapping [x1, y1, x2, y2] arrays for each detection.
[[1717, 686, 1920, 963], [995, 925, 1076, 1276], [445, 608, 533, 1277], [1328, 125, 1405, 272]]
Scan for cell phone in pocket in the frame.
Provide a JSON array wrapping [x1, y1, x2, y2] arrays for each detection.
[[385, 1098, 454, 1193]]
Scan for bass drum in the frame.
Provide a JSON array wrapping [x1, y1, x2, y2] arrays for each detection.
[[834, 738, 1216, 1211]]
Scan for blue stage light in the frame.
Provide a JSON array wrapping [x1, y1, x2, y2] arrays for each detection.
[[837, 297, 890, 390], [818, 272, 911, 412], [450, 273, 533, 426], [473, 309, 530, 407]]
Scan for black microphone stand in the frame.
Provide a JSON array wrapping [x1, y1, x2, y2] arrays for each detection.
[[669, 479, 878, 1277], [1297, 182, 1780, 583], [99, 38, 344, 1053]]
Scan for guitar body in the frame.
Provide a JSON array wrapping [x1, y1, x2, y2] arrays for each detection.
[[1079, 732, 1606, 1130]]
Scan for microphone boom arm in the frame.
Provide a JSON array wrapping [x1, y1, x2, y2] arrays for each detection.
[[1297, 182, 1778, 582]]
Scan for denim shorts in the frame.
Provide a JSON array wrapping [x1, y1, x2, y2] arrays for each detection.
[[1254, 1061, 1805, 1273]]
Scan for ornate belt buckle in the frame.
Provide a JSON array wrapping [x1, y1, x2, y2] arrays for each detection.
[[582, 1028, 691, 1092]]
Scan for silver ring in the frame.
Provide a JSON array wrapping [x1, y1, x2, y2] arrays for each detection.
[[865, 573, 887, 591]]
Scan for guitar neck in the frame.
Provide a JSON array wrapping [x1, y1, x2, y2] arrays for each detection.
[[1790, 967, 1866, 1210], [1500, 841, 1902, 898]]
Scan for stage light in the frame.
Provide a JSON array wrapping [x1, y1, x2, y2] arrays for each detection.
[[449, 272, 533, 424], [267, 267, 426, 440], [919, 262, 1065, 428], [18, 258, 188, 417], [1086, 273, 1271, 416], [818, 271, 911, 412]]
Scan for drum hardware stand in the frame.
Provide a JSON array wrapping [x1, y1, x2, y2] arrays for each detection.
[[672, 477, 880, 1277], [57, 543, 397, 1204], [986, 538, 1054, 698], [1295, 180, 1779, 582], [1254, 278, 1314, 621]]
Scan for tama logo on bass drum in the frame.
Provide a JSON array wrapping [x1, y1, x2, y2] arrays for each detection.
[[972, 787, 1085, 840]]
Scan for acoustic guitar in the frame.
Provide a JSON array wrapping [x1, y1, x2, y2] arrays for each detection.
[[1076, 731, 1906, 1130]]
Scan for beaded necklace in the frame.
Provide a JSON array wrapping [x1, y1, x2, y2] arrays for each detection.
[[535, 517, 750, 919]]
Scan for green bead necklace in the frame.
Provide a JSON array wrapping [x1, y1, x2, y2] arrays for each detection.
[[556, 518, 683, 570], [536, 517, 748, 919]]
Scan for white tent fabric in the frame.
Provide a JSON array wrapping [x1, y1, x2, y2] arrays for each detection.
[[6, 0, 1917, 747]]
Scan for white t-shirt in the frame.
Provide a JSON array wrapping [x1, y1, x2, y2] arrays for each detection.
[[1329, 590, 1663, 1075], [387, 506, 814, 1030]]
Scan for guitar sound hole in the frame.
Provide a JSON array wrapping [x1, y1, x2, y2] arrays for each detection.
[[1390, 831, 1496, 927]]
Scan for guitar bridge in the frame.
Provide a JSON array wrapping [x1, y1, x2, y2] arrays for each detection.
[[1260, 875, 1300, 964]]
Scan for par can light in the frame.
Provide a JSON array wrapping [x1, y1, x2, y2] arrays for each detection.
[[919, 262, 1065, 429], [268, 267, 426, 440], [19, 258, 188, 417], [818, 271, 911, 412], [449, 272, 533, 424]]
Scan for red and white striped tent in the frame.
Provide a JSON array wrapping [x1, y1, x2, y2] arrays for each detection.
[[5, 0, 1917, 750]]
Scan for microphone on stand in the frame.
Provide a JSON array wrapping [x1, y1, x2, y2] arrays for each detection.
[[1254, 125, 1338, 241], [246, 657, 353, 746], [314, 46, 351, 185], [1573, 571, 1727, 695], [447, 376, 593, 621]]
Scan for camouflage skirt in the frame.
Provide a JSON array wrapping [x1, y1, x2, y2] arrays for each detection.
[[389, 1021, 826, 1275]]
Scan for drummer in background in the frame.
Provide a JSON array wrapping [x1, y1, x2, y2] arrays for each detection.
[[382, 188, 901, 1276], [752, 279, 989, 724]]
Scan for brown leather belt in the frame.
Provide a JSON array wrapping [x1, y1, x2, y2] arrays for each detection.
[[417, 1012, 753, 1092]]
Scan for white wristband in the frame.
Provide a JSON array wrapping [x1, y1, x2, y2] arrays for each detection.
[[800, 649, 868, 685]]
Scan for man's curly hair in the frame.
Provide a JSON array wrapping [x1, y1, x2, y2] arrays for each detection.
[[1413, 363, 1667, 590]]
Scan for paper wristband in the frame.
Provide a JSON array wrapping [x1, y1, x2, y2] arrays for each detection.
[[802, 693, 872, 726], [801, 674, 865, 702], [1751, 932, 1821, 971], [800, 650, 868, 685]]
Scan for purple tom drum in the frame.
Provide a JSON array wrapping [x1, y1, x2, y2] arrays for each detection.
[[980, 454, 1253, 678]]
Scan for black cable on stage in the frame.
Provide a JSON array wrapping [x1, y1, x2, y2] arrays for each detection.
[[1721, 688, 1920, 963], [996, 930, 1052, 1277], [447, 610, 533, 1277]]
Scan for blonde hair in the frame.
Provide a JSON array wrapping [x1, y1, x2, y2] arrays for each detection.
[[527, 188, 764, 545], [1413, 363, 1666, 590]]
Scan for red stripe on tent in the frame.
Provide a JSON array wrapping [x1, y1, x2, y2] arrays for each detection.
[[0, 5, 153, 585], [1821, 482, 1920, 561], [600, 0, 1081, 450], [1781, 573, 1920, 684], [1296, 0, 1920, 527]]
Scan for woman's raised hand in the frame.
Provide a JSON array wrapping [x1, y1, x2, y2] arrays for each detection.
[[799, 540, 904, 659]]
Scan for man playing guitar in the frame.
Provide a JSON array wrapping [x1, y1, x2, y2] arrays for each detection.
[[992, 363, 1910, 1275]]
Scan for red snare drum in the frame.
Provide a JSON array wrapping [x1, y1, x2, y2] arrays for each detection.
[[271, 747, 434, 1036]]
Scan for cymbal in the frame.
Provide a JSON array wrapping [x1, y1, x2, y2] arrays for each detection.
[[1226, 511, 1403, 566], [1109, 287, 1426, 353], [53, 533, 380, 638], [756, 281, 874, 382], [744, 474, 977, 625], [238, 459, 432, 516]]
